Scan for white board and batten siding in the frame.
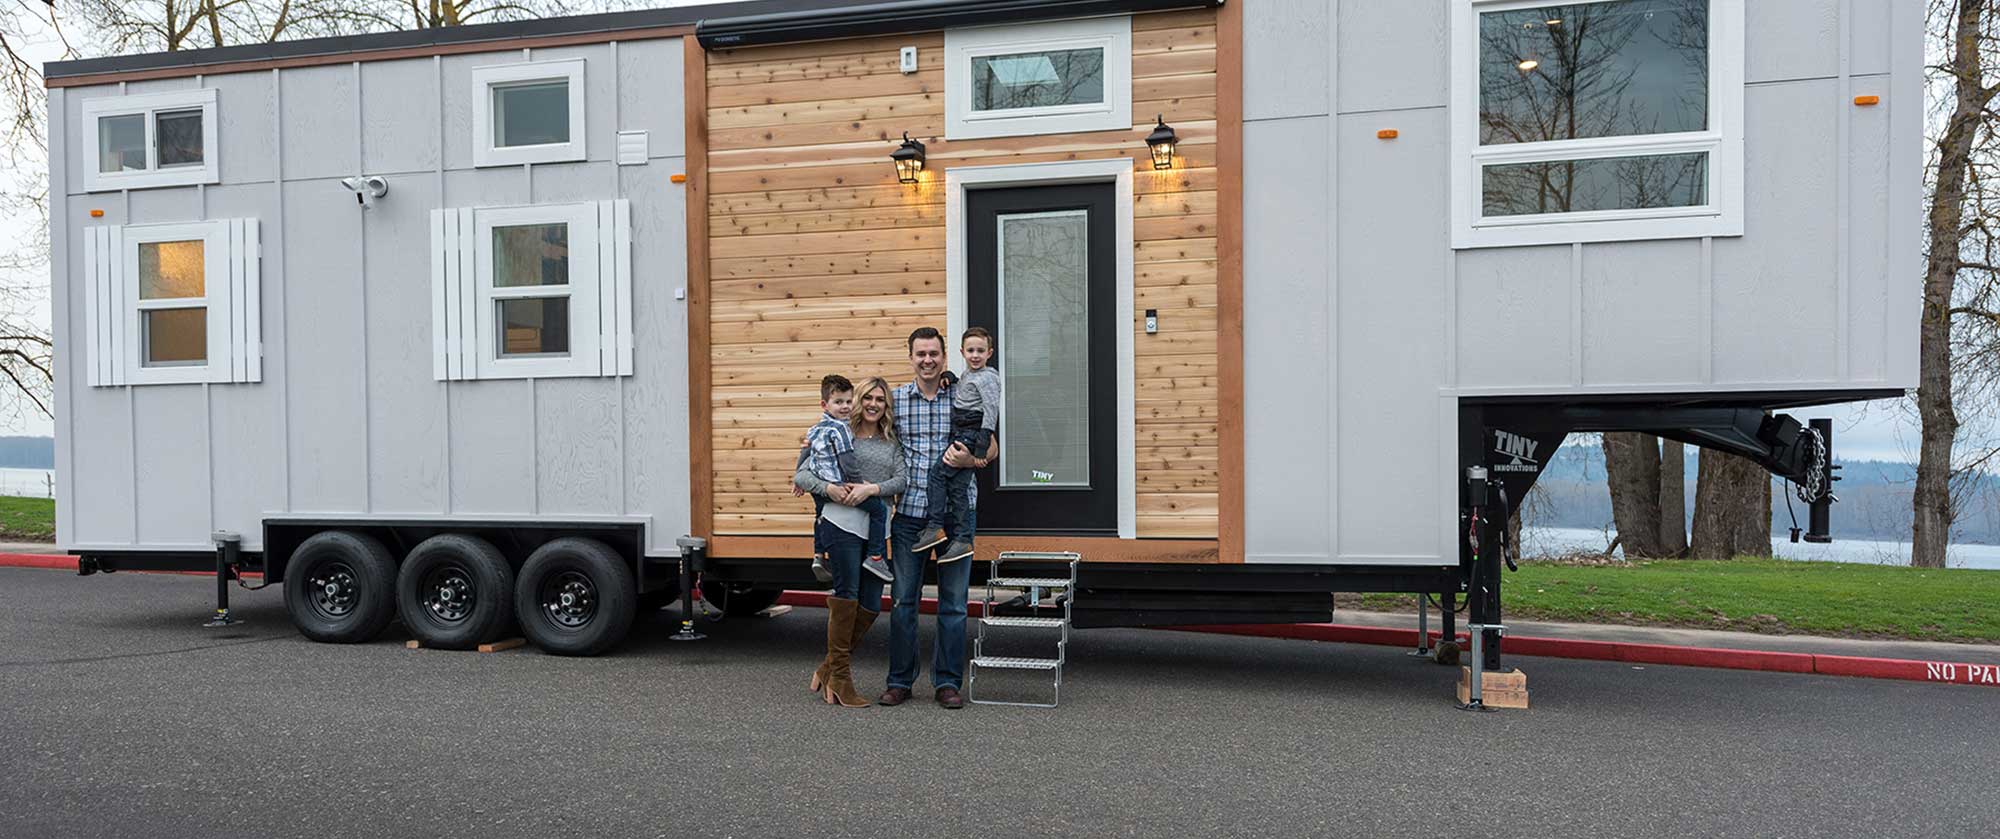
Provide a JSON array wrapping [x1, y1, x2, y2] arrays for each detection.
[[52, 38, 694, 556], [1240, 0, 1922, 566]]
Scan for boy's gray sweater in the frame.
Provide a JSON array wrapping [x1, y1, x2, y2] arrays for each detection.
[[954, 366, 1002, 431]]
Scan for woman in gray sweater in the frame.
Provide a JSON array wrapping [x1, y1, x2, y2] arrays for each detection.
[[795, 376, 907, 707]]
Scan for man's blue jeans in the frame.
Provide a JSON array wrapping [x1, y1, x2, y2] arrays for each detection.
[[859, 509, 973, 691]]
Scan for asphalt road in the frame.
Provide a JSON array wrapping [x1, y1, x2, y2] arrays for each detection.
[[1, 567, 1993, 839]]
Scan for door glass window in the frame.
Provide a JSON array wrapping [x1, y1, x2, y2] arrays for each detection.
[[996, 210, 1090, 488]]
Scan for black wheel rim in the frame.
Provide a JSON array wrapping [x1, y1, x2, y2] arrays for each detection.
[[540, 570, 596, 629], [307, 561, 360, 621], [420, 563, 475, 625]]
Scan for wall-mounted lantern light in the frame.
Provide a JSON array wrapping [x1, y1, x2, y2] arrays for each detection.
[[1145, 115, 1178, 170], [892, 132, 926, 184]]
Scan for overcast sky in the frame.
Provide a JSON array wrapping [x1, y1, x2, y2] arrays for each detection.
[[0, 3, 1929, 463]]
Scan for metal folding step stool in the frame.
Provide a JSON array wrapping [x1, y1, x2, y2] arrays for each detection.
[[968, 551, 1079, 708]]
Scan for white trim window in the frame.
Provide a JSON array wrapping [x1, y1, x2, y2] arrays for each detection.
[[1450, 0, 1744, 248], [471, 59, 587, 167], [945, 17, 1132, 140], [431, 200, 632, 380], [80, 89, 221, 192], [83, 219, 262, 386]]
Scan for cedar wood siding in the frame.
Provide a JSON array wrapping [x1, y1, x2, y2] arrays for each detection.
[[699, 8, 1226, 550]]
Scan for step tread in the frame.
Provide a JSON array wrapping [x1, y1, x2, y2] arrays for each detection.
[[986, 577, 1073, 588], [973, 656, 1062, 670], [980, 616, 1066, 628]]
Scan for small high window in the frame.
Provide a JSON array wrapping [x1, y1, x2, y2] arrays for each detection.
[[1450, 0, 1744, 248], [472, 60, 587, 167], [85, 219, 262, 386], [946, 18, 1131, 140], [80, 89, 220, 192], [432, 201, 632, 380]]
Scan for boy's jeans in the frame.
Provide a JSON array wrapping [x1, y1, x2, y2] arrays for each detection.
[[925, 416, 991, 541], [812, 494, 890, 559]]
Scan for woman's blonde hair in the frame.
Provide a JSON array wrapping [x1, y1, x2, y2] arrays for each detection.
[[848, 376, 898, 445]]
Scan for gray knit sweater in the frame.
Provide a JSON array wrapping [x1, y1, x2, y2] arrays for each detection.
[[793, 434, 907, 500]]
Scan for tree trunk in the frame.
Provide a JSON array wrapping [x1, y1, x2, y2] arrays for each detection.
[[1603, 432, 1664, 557], [1690, 448, 1772, 559], [1913, 0, 1990, 569], [1658, 438, 1688, 556]]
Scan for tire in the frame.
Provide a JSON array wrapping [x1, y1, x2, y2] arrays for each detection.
[[395, 534, 515, 650], [637, 581, 682, 612], [699, 581, 785, 617], [284, 530, 398, 644], [514, 537, 636, 656]]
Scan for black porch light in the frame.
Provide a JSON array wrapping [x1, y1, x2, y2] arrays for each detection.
[[1145, 115, 1178, 170], [892, 132, 926, 184]]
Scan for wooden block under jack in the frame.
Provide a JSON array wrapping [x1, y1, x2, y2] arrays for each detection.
[[405, 637, 528, 653], [1456, 667, 1530, 709]]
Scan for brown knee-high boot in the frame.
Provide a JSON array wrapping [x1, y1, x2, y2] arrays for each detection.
[[822, 597, 871, 708], [811, 602, 881, 693]]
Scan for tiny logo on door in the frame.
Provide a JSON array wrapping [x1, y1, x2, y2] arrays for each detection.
[[1031, 470, 1055, 483], [1493, 430, 1540, 473]]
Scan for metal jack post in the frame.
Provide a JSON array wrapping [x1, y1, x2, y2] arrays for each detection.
[[1458, 622, 1505, 712], [670, 536, 707, 642], [203, 531, 242, 628], [1407, 591, 1432, 657]]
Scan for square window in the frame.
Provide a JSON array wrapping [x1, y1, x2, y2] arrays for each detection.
[[138, 240, 206, 299], [142, 308, 207, 366], [946, 18, 1132, 140], [492, 223, 569, 287], [1451, 0, 1744, 248], [81, 89, 219, 191], [472, 60, 587, 167], [497, 297, 570, 357], [494, 81, 571, 148]]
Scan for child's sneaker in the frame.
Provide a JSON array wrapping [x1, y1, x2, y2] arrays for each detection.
[[912, 525, 948, 552], [863, 555, 894, 582], [810, 552, 832, 583], [939, 540, 974, 563]]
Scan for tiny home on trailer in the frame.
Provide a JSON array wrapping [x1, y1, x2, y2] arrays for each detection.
[[48, 0, 1921, 674]]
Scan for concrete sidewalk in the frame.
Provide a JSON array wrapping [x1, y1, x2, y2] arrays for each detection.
[[0, 541, 61, 555]]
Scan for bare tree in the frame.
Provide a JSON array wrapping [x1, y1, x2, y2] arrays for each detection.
[[1915, 0, 2000, 568], [1658, 437, 1688, 555], [1603, 432, 1665, 557], [1690, 448, 1772, 559]]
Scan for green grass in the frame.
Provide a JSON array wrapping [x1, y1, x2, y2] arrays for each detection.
[[0, 495, 54, 542], [1357, 557, 2000, 644]]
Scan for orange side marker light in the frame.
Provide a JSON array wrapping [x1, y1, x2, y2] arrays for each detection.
[[89, 209, 104, 218], [1377, 129, 1399, 140], [670, 173, 688, 184], [1854, 95, 1880, 106]]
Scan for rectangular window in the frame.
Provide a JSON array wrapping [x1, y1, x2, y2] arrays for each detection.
[[80, 89, 220, 192], [1450, 0, 1743, 248], [432, 201, 632, 381], [84, 219, 262, 387], [472, 60, 587, 167], [997, 210, 1091, 488], [946, 18, 1132, 140]]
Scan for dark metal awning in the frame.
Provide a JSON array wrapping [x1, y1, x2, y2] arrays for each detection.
[[696, 0, 1222, 49]]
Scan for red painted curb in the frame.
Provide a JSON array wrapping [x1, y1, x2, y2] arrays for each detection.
[[776, 591, 1997, 688], [0, 553, 75, 570]]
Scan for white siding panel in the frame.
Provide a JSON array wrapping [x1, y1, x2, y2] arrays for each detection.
[[361, 59, 442, 174], [1581, 240, 1705, 387], [616, 38, 685, 159], [441, 52, 552, 171], [1336, 0, 1447, 113], [536, 378, 622, 515], [1455, 245, 1572, 388], [1847, 75, 1893, 383], [283, 179, 368, 511], [1713, 80, 1840, 385], [127, 187, 200, 223], [449, 381, 535, 514], [69, 381, 136, 544], [365, 176, 446, 513], [208, 71, 276, 186], [202, 186, 284, 547], [1335, 111, 1447, 563], [279, 65, 359, 182], [1243, 0, 1328, 121], [1746, 0, 1840, 84], [132, 385, 211, 544], [1242, 116, 1330, 562], [619, 164, 690, 548], [530, 45, 617, 164], [1850, 0, 1894, 77]]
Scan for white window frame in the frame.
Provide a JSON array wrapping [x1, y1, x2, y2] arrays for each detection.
[[945, 17, 1132, 140], [1449, 0, 1744, 249], [79, 89, 221, 192], [84, 218, 262, 387], [472, 59, 587, 168], [474, 203, 601, 378]]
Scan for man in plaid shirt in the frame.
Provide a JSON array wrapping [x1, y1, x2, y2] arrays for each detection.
[[856, 326, 995, 710]]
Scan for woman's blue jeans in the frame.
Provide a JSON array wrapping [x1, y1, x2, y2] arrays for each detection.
[[816, 517, 864, 600]]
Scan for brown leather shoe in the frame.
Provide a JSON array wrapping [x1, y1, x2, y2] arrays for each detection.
[[935, 686, 964, 709], [877, 687, 912, 706]]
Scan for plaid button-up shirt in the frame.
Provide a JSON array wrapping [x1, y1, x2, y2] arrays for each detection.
[[803, 412, 854, 486], [892, 380, 974, 518]]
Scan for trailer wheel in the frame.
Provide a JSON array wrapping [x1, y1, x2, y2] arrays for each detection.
[[699, 581, 785, 617], [396, 534, 515, 650], [284, 530, 397, 644], [515, 537, 636, 656]]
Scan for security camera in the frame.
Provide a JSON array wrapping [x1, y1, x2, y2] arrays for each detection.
[[341, 175, 389, 209]]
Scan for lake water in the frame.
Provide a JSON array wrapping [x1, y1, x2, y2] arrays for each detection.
[[0, 467, 52, 498], [1524, 526, 2000, 571]]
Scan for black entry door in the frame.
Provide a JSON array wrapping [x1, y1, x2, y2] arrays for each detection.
[[966, 183, 1117, 535]]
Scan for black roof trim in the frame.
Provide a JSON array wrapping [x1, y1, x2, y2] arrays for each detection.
[[697, 0, 1220, 48], [42, 0, 869, 81]]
